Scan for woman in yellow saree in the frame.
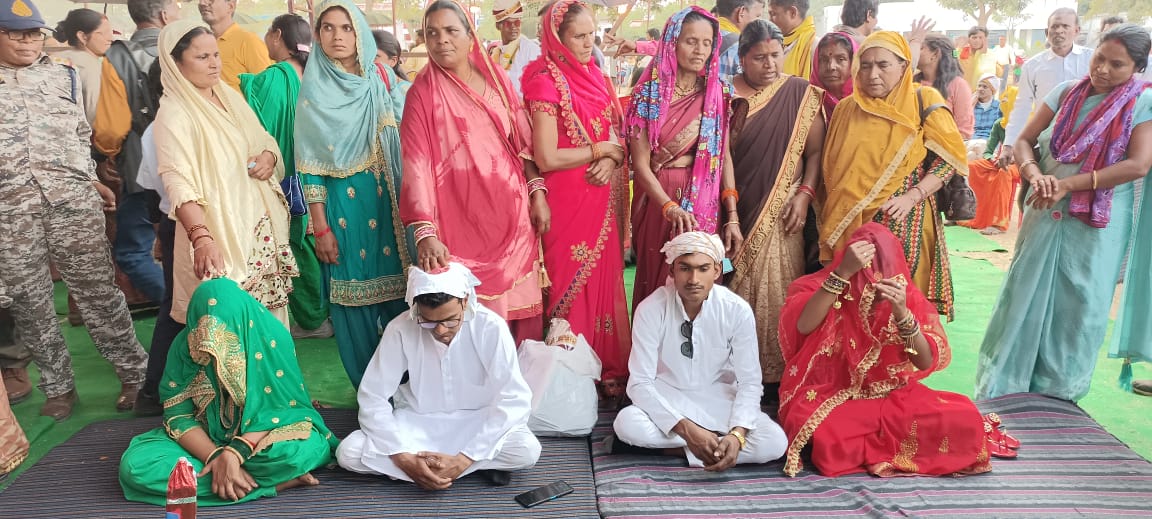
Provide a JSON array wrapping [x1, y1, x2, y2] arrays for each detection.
[[819, 31, 968, 318]]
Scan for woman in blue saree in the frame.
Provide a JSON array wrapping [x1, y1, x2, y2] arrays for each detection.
[[975, 25, 1152, 402]]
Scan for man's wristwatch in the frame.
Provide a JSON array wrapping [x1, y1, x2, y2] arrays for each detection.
[[727, 429, 747, 450]]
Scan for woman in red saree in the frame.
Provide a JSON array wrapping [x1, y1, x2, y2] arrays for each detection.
[[522, 0, 631, 394], [777, 223, 1011, 477], [400, 0, 546, 341], [626, 7, 742, 310]]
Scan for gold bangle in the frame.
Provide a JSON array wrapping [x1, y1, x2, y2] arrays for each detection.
[[1019, 159, 1038, 170], [728, 429, 747, 450]]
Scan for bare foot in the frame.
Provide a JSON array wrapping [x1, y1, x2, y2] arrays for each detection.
[[275, 473, 320, 492]]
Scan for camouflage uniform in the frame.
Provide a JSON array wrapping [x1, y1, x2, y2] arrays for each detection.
[[0, 54, 147, 397]]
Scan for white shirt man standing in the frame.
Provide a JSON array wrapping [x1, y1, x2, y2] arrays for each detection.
[[336, 263, 541, 489], [613, 232, 788, 471], [999, 7, 1091, 169], [488, 0, 539, 98]]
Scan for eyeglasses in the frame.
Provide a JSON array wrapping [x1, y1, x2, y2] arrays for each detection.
[[1, 29, 50, 42], [680, 320, 693, 359], [416, 301, 465, 330]]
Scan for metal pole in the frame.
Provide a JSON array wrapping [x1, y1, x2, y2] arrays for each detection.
[[392, 0, 399, 37]]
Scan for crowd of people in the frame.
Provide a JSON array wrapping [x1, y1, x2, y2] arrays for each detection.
[[2, 0, 1151, 506]]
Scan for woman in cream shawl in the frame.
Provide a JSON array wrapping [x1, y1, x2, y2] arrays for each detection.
[[153, 20, 297, 326], [819, 31, 968, 319]]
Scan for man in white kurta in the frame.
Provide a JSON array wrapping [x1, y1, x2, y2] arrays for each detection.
[[614, 233, 787, 470], [336, 263, 541, 489], [489, 0, 540, 98]]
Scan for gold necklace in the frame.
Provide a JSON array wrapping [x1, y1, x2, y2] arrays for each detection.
[[673, 78, 699, 100]]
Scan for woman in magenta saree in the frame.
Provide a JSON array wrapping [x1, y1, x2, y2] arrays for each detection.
[[399, 0, 546, 342], [626, 7, 742, 309], [522, 0, 631, 393]]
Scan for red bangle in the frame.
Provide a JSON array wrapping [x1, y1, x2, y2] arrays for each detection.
[[314, 227, 332, 238], [720, 188, 739, 203], [796, 185, 816, 200]]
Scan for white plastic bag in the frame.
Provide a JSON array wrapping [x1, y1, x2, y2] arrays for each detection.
[[518, 319, 602, 437]]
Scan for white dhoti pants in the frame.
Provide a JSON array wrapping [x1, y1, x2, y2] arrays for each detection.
[[612, 405, 787, 467], [336, 424, 542, 482]]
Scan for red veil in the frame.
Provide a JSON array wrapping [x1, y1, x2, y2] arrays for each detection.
[[776, 223, 953, 476]]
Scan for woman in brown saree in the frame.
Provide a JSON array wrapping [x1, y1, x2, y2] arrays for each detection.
[[626, 7, 742, 309], [727, 20, 826, 388]]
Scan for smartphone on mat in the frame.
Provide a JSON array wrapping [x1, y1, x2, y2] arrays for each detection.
[[514, 480, 574, 508]]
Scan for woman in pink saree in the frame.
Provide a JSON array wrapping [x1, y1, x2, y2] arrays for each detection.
[[400, 0, 547, 342], [523, 0, 632, 398], [627, 7, 742, 309]]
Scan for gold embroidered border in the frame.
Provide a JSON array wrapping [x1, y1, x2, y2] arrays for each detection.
[[252, 421, 314, 455], [742, 76, 790, 118], [188, 315, 247, 407], [377, 152, 413, 273], [824, 133, 917, 250], [550, 202, 616, 319], [296, 117, 397, 179], [302, 184, 327, 204], [330, 275, 407, 306], [731, 84, 823, 277], [783, 334, 886, 477]]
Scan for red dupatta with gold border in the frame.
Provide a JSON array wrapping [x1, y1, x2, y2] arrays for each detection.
[[776, 223, 950, 476]]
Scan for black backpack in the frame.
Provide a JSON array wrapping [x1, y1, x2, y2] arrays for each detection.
[[104, 39, 159, 192]]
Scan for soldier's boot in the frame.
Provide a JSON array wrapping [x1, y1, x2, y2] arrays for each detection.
[[2, 368, 31, 404], [116, 382, 139, 412], [40, 389, 78, 422]]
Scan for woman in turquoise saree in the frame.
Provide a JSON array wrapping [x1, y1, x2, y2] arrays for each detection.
[[974, 26, 1152, 402], [240, 14, 329, 334], [119, 278, 337, 506], [295, 0, 411, 388]]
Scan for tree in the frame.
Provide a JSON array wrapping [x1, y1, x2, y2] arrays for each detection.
[[1084, 0, 1152, 21], [936, 0, 1030, 28]]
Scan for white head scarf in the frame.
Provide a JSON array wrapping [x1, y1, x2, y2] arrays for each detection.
[[405, 263, 482, 320], [978, 73, 1001, 97], [660, 232, 726, 265]]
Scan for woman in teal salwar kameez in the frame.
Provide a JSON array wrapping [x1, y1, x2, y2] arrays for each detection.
[[294, 0, 411, 388], [240, 14, 329, 333], [119, 278, 337, 506], [1105, 27, 1152, 395], [975, 26, 1152, 402]]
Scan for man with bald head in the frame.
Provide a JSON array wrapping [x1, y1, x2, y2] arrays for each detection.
[[612, 232, 787, 472]]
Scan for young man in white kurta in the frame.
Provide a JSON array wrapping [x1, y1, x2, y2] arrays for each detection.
[[336, 263, 541, 489], [613, 232, 787, 470]]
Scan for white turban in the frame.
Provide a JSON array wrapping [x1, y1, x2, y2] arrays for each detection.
[[405, 262, 482, 320], [978, 73, 1000, 95], [660, 232, 726, 265]]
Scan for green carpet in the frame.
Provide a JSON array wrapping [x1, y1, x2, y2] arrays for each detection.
[[4, 227, 1150, 490], [943, 225, 1009, 253]]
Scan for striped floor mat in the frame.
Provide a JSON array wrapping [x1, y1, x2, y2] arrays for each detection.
[[0, 409, 599, 518], [592, 393, 1152, 518]]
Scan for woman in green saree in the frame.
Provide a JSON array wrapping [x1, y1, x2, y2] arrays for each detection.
[[239, 14, 330, 337], [119, 278, 337, 505]]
